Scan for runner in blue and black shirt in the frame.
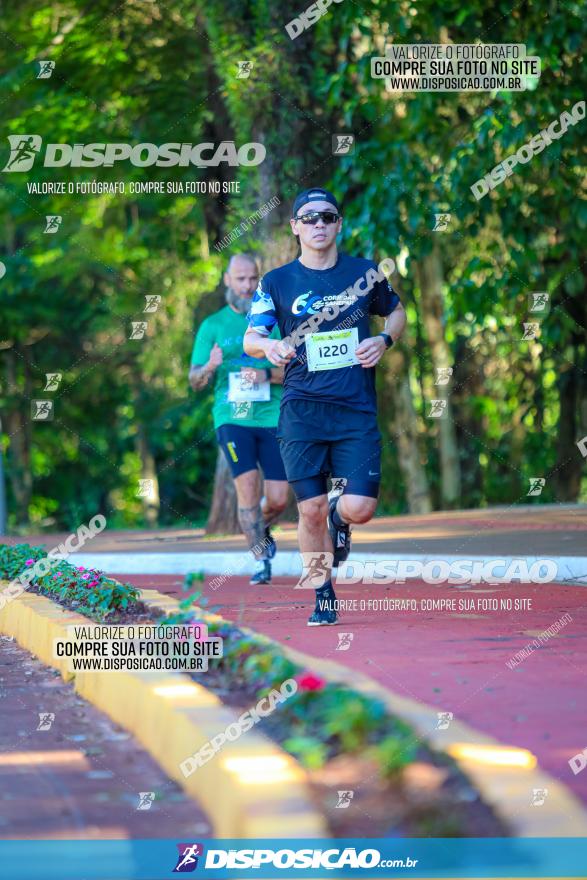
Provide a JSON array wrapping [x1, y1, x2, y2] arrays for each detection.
[[244, 187, 407, 626]]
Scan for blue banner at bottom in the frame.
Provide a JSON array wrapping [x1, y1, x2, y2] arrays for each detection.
[[0, 838, 586, 880]]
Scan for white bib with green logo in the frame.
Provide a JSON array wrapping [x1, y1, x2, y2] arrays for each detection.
[[227, 371, 271, 402], [305, 328, 359, 372]]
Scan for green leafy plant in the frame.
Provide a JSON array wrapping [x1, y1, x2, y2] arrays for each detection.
[[0, 546, 438, 782], [0, 543, 140, 621], [183, 571, 205, 592], [183, 610, 426, 778], [368, 734, 418, 777], [282, 736, 329, 770]]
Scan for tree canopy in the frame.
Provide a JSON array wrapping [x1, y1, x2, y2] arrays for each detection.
[[1, 0, 585, 532]]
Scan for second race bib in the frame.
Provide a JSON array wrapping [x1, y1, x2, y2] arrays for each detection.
[[305, 328, 359, 372], [227, 371, 271, 402]]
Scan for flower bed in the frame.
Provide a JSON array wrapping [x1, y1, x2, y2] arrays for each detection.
[[162, 580, 509, 839], [0, 543, 148, 621], [0, 547, 509, 837]]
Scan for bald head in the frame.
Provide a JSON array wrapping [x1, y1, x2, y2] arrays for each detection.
[[223, 253, 259, 313], [227, 253, 257, 273]]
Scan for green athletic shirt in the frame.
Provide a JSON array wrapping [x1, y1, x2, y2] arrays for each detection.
[[190, 305, 282, 429]]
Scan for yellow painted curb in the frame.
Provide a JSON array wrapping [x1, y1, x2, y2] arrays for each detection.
[[0, 586, 326, 839], [135, 589, 587, 840], [279, 644, 587, 838]]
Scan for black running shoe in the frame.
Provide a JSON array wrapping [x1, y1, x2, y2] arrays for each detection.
[[250, 560, 272, 585], [307, 588, 339, 627], [264, 527, 277, 560], [327, 498, 351, 566]]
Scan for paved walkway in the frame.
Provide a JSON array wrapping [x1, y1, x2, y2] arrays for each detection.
[[12, 504, 587, 557], [122, 573, 587, 809], [6, 504, 587, 820], [0, 638, 210, 839]]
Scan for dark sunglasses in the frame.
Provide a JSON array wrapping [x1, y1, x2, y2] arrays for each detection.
[[294, 210, 340, 225]]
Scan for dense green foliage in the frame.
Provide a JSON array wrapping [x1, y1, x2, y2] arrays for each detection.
[[1, 0, 585, 531]]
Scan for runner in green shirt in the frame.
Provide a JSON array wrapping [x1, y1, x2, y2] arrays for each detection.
[[189, 254, 288, 585]]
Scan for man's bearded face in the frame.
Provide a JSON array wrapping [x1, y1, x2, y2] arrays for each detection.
[[224, 257, 259, 313], [225, 285, 252, 313]]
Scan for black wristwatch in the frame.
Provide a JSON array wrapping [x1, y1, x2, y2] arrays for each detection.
[[264, 367, 272, 381], [379, 332, 394, 349]]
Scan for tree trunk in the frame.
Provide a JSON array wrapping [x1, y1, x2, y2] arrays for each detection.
[[206, 448, 240, 534], [135, 423, 160, 527], [382, 346, 433, 514], [553, 346, 587, 501], [4, 347, 32, 527], [0, 415, 7, 534], [415, 245, 461, 507], [452, 334, 485, 507]]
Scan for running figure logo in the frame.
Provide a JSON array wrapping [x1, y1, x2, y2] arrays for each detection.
[[432, 213, 451, 232], [336, 632, 354, 651], [137, 479, 154, 498], [239, 370, 256, 391], [332, 134, 354, 155], [522, 322, 540, 340], [436, 711, 453, 730], [531, 788, 548, 806], [296, 552, 334, 589], [144, 294, 162, 313], [44, 215, 62, 234], [37, 60, 55, 78], [435, 367, 453, 386], [232, 401, 252, 419], [428, 399, 447, 419], [137, 792, 155, 810], [173, 843, 204, 872], [529, 292, 549, 313], [329, 477, 347, 498], [335, 790, 354, 808], [130, 321, 148, 339], [527, 477, 545, 496], [44, 373, 62, 391], [31, 400, 54, 421], [3, 135, 42, 172], [37, 712, 55, 731], [236, 61, 253, 79]]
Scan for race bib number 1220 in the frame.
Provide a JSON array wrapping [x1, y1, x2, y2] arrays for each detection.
[[306, 328, 359, 372]]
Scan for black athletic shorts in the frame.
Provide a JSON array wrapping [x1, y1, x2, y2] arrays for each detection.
[[276, 399, 381, 501], [216, 424, 287, 481]]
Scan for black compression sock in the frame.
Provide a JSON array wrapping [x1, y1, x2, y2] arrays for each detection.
[[316, 580, 335, 601]]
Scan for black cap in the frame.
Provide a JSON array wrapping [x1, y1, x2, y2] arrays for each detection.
[[292, 187, 340, 218]]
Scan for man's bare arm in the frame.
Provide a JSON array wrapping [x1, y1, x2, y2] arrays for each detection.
[[189, 363, 213, 391], [244, 327, 296, 366], [189, 342, 223, 391], [355, 302, 408, 369], [243, 327, 271, 359], [384, 301, 407, 341]]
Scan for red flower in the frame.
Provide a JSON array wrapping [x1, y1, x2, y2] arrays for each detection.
[[296, 673, 326, 692]]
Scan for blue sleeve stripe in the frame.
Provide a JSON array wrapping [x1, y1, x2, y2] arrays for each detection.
[[248, 313, 276, 328], [388, 292, 400, 311], [249, 301, 275, 316]]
